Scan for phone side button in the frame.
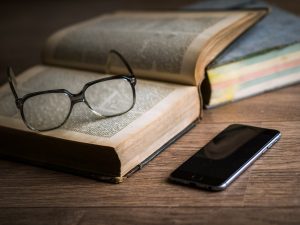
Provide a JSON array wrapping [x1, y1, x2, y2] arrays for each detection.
[[264, 143, 273, 153], [263, 146, 269, 154]]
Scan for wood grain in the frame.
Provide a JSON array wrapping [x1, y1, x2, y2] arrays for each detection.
[[0, 0, 299, 224], [1, 208, 299, 225], [0, 87, 299, 214]]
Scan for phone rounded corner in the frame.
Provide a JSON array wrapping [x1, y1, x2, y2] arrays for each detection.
[[211, 183, 227, 191], [277, 131, 282, 138]]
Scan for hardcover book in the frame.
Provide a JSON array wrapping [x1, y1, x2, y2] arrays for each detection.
[[186, 0, 300, 107], [0, 10, 266, 182]]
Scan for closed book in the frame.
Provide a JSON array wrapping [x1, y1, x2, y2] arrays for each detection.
[[186, 0, 300, 107]]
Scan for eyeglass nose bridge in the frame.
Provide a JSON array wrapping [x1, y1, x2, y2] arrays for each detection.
[[70, 91, 85, 105]]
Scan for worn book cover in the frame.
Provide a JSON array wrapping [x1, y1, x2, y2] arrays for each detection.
[[186, 0, 300, 107]]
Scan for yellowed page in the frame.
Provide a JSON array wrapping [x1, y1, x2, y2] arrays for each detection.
[[0, 65, 175, 143], [43, 11, 265, 85], [0, 65, 200, 176]]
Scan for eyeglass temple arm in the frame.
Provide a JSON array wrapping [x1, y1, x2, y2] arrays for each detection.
[[6, 66, 19, 99], [105, 50, 134, 76]]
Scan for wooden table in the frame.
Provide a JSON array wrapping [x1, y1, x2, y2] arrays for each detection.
[[0, 1, 299, 224]]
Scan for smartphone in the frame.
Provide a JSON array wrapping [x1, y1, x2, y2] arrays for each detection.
[[169, 124, 281, 191]]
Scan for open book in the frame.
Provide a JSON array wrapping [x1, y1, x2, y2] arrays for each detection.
[[0, 10, 266, 182]]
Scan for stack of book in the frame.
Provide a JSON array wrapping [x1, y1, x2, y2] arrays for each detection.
[[187, 0, 300, 107], [0, 0, 299, 182]]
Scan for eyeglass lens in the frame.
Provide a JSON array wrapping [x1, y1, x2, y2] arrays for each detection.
[[22, 92, 71, 131], [21, 78, 134, 131], [85, 78, 134, 117]]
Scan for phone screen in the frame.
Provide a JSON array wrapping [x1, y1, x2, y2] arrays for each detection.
[[170, 124, 280, 190]]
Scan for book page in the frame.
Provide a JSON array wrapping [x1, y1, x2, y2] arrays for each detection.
[[0, 65, 201, 177], [0, 65, 181, 142], [43, 11, 258, 85]]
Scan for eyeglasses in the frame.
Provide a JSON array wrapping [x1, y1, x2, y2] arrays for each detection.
[[7, 50, 136, 132]]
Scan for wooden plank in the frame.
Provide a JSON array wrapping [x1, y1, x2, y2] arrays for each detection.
[[0, 207, 299, 225], [0, 120, 299, 208], [0, 0, 299, 224], [0, 85, 299, 208]]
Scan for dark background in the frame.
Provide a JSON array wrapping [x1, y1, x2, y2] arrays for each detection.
[[0, 0, 299, 85], [0, 1, 299, 224]]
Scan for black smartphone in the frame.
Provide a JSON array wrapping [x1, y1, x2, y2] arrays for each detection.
[[169, 124, 281, 191]]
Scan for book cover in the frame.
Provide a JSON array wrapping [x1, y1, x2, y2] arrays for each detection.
[[186, 0, 300, 107]]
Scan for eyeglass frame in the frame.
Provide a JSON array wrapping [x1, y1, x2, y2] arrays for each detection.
[[7, 50, 137, 132]]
